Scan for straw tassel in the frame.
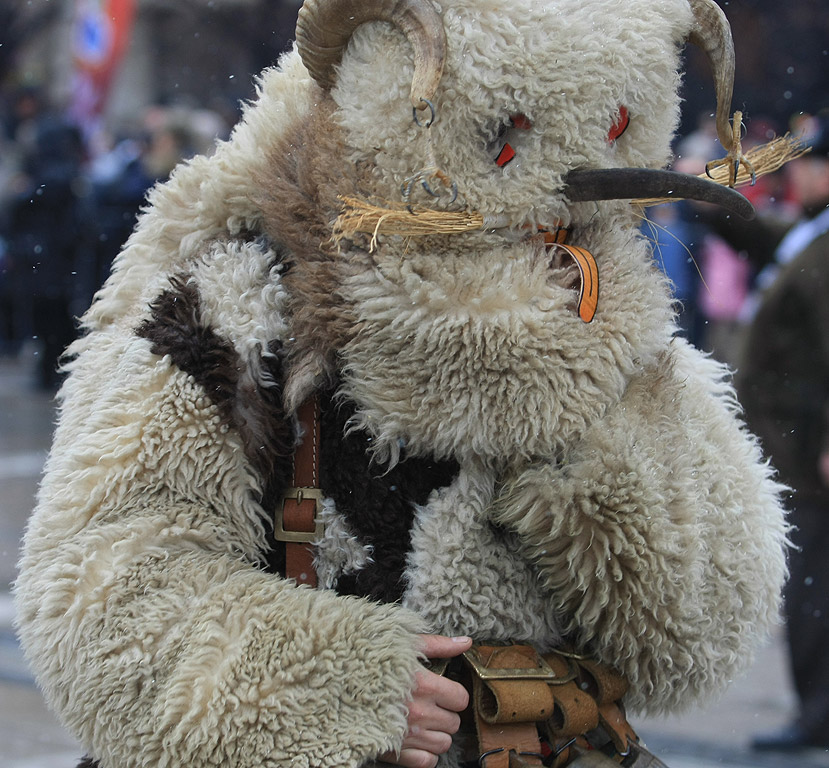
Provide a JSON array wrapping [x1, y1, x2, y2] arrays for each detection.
[[332, 199, 494, 251], [638, 133, 809, 207]]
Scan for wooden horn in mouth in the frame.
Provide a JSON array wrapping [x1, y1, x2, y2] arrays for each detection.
[[295, 0, 446, 111], [563, 167, 755, 219]]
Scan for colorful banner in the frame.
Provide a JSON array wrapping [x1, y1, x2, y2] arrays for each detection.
[[69, 0, 136, 138]]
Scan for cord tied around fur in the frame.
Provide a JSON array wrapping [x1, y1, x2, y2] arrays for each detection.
[[402, 99, 459, 210]]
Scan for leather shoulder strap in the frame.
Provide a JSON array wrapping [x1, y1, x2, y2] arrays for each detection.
[[275, 397, 322, 587]]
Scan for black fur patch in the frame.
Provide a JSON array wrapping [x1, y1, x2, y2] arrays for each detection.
[[320, 393, 459, 603], [135, 272, 295, 534]]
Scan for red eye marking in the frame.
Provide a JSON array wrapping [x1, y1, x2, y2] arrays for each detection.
[[608, 106, 630, 142], [495, 142, 516, 166], [494, 114, 531, 166], [510, 113, 533, 130]]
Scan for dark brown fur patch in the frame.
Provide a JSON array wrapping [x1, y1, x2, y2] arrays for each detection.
[[137, 274, 238, 412], [253, 96, 376, 379], [136, 271, 294, 501]]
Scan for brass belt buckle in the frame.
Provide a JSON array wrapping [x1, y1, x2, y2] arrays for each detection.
[[463, 645, 561, 681], [275, 487, 324, 543]]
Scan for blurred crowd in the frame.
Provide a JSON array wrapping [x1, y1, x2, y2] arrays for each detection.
[[0, 85, 234, 389], [646, 112, 804, 367], [650, 109, 829, 751]]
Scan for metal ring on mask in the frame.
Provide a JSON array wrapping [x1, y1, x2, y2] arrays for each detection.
[[413, 98, 437, 127]]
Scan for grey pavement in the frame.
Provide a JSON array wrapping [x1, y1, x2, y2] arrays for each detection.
[[0, 350, 827, 768]]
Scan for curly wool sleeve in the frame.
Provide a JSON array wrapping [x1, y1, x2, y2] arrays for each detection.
[[14, 266, 425, 768], [491, 339, 789, 715], [18, 525, 423, 767]]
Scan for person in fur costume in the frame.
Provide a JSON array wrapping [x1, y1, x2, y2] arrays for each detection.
[[15, 1, 789, 766]]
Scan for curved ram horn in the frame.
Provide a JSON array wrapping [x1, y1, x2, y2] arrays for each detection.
[[295, 0, 446, 111], [563, 168, 755, 219], [687, 0, 738, 152]]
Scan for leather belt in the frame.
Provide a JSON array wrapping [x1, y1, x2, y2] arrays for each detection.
[[467, 645, 552, 768], [275, 397, 323, 587]]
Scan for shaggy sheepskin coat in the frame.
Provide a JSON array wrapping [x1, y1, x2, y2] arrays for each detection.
[[16, 1, 787, 766]]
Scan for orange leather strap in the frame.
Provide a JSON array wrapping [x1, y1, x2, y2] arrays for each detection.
[[555, 244, 599, 323], [540, 226, 570, 246], [538, 228, 599, 323]]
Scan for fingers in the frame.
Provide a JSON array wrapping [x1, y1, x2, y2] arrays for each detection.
[[407, 674, 465, 731], [403, 723, 456, 754], [413, 667, 469, 713], [418, 633, 472, 660], [377, 635, 473, 767], [378, 747, 440, 768], [381, 670, 467, 764], [377, 723, 455, 766]]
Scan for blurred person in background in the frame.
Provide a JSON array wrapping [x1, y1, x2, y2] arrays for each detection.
[[664, 114, 789, 368], [2, 88, 86, 389], [0, 87, 231, 387], [0, 232, 13, 355], [80, 128, 156, 307], [649, 117, 722, 349], [735, 111, 829, 751], [650, 116, 754, 365], [0, 86, 49, 356], [78, 104, 223, 311], [645, 200, 705, 346]]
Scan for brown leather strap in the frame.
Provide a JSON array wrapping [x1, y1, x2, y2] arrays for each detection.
[[463, 644, 640, 768], [281, 397, 320, 587], [475, 718, 544, 768], [575, 658, 628, 706], [467, 645, 547, 768], [596, 701, 638, 754], [473, 646, 556, 724], [547, 736, 591, 768], [541, 653, 599, 739]]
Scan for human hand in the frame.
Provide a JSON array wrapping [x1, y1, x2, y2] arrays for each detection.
[[378, 634, 472, 768]]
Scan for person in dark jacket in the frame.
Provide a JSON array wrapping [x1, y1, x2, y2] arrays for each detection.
[[6, 109, 86, 389], [737, 113, 829, 751]]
